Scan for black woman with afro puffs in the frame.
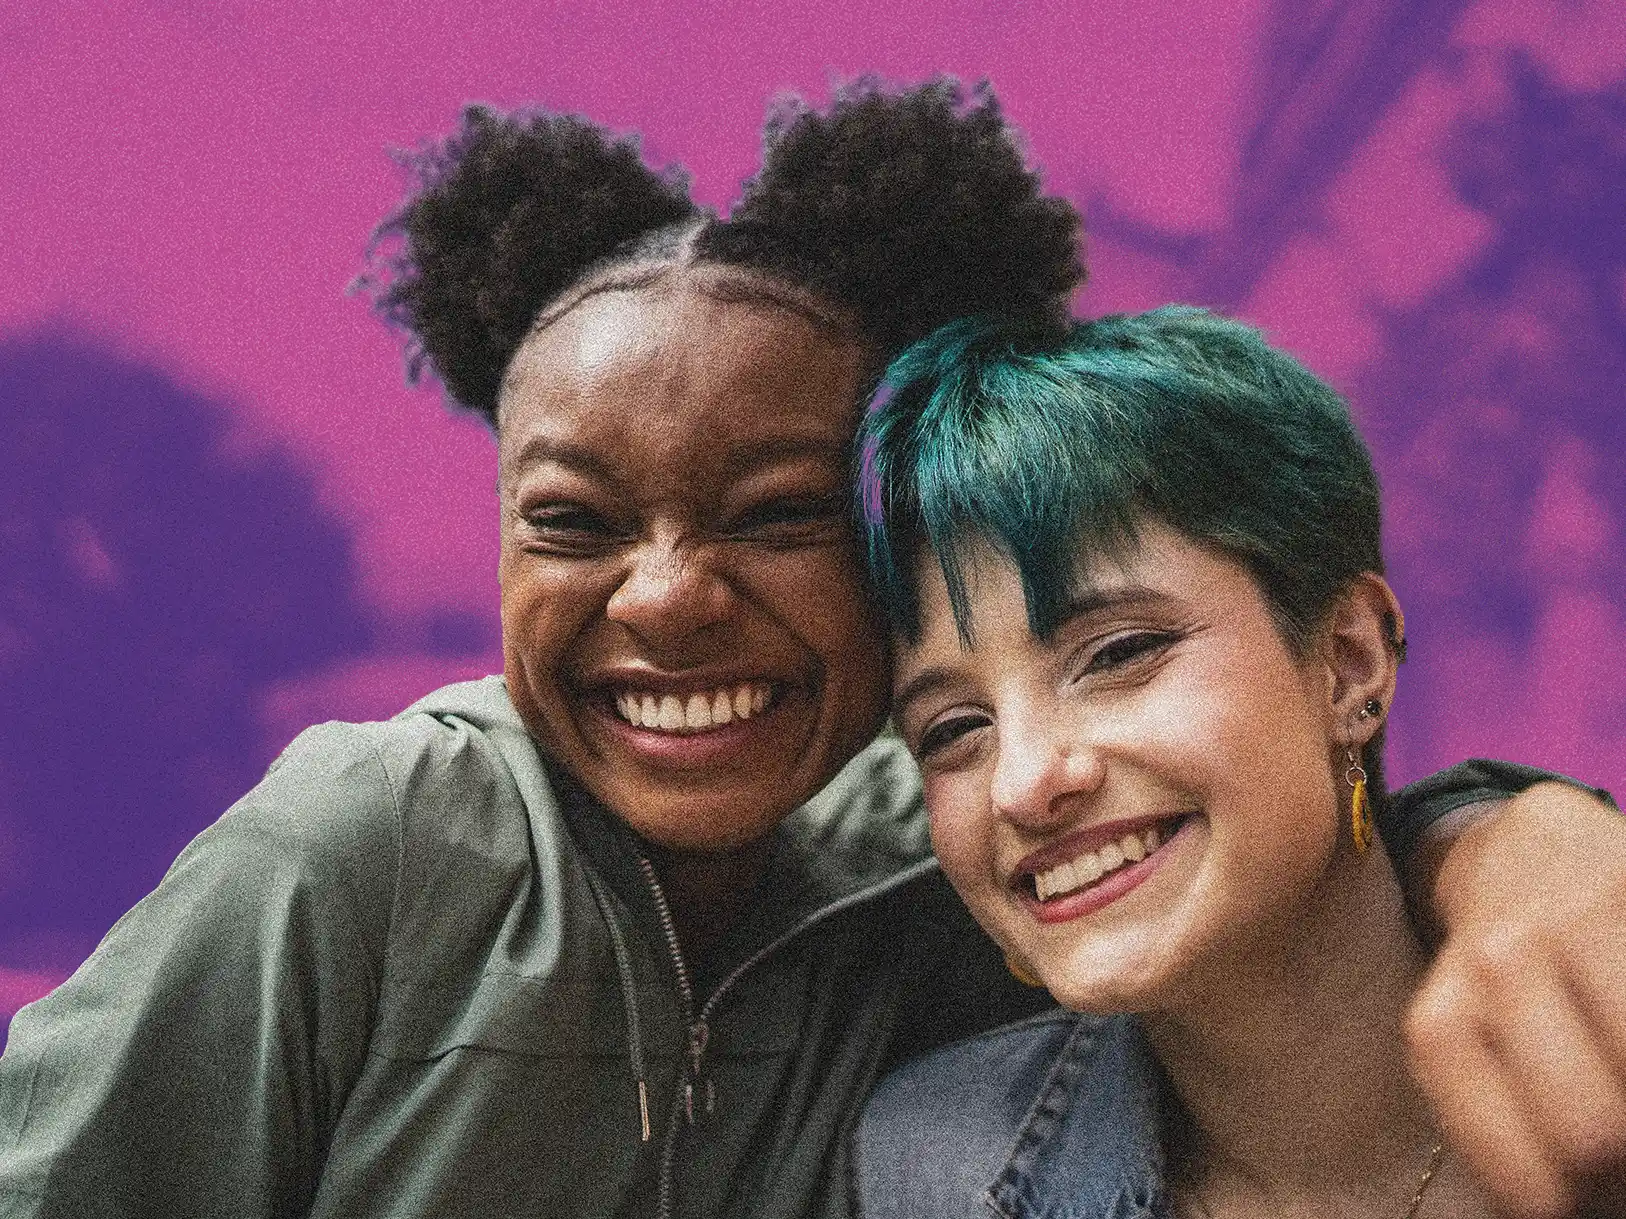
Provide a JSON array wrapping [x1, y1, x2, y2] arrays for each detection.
[[0, 77, 1620, 1219]]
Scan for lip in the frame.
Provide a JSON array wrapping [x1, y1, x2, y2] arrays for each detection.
[[1013, 813, 1197, 925], [1011, 812, 1191, 880], [581, 664, 797, 697]]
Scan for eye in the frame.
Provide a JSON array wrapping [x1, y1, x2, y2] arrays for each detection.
[[727, 494, 844, 542], [519, 503, 628, 555], [915, 711, 991, 760], [1081, 630, 1179, 674]]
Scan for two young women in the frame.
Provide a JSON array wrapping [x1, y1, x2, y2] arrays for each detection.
[[0, 82, 1619, 1218]]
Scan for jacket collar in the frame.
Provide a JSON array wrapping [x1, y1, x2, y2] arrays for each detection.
[[987, 1015, 1172, 1219], [402, 676, 937, 962]]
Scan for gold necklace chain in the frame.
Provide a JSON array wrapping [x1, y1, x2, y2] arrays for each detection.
[[1402, 1142, 1445, 1219], [1180, 1140, 1447, 1219]]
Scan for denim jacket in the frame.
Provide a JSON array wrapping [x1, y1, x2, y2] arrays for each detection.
[[855, 1010, 1174, 1219]]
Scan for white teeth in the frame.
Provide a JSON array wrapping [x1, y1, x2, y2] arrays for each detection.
[[658, 695, 684, 731], [1031, 823, 1173, 902], [684, 693, 712, 729], [611, 683, 775, 733]]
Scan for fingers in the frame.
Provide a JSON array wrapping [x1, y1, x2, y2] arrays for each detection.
[[1406, 959, 1573, 1218], [1408, 923, 1626, 1218], [1548, 944, 1626, 1218]]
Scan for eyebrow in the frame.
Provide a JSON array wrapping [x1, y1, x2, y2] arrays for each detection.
[[507, 435, 623, 484], [891, 584, 1168, 717], [507, 431, 846, 484], [891, 666, 963, 722], [721, 434, 847, 476]]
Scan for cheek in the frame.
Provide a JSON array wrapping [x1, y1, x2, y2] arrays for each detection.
[[499, 558, 606, 671], [1192, 683, 1342, 898], [924, 775, 1001, 906], [749, 548, 891, 698]]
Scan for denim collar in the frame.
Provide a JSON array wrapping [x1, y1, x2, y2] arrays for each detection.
[[985, 1015, 1173, 1219]]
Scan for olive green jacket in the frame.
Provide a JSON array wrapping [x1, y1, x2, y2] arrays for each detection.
[[0, 678, 1556, 1219]]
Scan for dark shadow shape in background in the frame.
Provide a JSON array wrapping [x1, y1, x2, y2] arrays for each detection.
[[0, 330, 377, 1043]]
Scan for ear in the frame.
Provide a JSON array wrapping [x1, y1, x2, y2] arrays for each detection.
[[1319, 572, 1403, 749]]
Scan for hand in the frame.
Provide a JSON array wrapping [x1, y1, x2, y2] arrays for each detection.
[[1406, 782, 1626, 1218]]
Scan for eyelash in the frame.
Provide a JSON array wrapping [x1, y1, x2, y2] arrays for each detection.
[[520, 493, 841, 556], [916, 713, 989, 759], [521, 504, 626, 553], [910, 630, 1181, 760], [726, 495, 843, 539], [1078, 629, 1179, 675]]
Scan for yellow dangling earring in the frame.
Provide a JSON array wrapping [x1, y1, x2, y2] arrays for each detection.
[[1346, 747, 1372, 853], [1345, 698, 1381, 853], [1004, 952, 1045, 988]]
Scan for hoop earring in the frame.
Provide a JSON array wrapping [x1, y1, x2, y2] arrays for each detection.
[[1345, 744, 1373, 853]]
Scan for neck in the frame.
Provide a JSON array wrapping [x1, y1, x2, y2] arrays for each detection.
[[1144, 846, 1437, 1208]]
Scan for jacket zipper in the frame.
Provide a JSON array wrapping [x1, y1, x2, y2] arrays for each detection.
[[635, 850, 941, 1219], [636, 854, 706, 1219]]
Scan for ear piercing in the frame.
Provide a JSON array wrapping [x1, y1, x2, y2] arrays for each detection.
[[1346, 700, 1383, 852]]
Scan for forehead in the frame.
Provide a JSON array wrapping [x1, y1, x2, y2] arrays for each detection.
[[499, 286, 866, 481]]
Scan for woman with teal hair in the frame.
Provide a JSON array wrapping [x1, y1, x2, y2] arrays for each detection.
[[854, 308, 1624, 1218]]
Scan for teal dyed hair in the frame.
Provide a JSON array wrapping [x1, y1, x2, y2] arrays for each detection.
[[858, 307, 1387, 652]]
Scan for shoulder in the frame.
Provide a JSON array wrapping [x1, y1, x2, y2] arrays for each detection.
[[162, 676, 549, 961], [234, 675, 538, 870], [854, 1012, 1157, 1219], [854, 1011, 1083, 1218], [788, 733, 930, 876]]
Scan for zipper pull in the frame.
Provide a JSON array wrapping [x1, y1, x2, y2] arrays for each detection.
[[684, 1080, 694, 1125], [687, 1020, 709, 1076]]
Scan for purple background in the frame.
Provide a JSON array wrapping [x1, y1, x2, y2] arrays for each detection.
[[3, 0, 1623, 1039]]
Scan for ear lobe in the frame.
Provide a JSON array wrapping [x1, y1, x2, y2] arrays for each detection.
[[1321, 573, 1403, 747]]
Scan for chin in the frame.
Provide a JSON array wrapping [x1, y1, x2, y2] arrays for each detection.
[[1040, 928, 1189, 1015]]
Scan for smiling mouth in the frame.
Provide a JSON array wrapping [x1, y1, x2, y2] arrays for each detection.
[[1022, 814, 1193, 902], [609, 682, 780, 734]]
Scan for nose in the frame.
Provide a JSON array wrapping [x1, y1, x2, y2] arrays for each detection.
[[604, 536, 735, 648], [988, 706, 1105, 830]]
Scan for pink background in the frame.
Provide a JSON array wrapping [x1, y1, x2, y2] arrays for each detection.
[[3, 0, 1623, 1031]]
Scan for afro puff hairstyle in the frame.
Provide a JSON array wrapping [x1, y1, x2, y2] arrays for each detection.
[[364, 78, 1083, 429]]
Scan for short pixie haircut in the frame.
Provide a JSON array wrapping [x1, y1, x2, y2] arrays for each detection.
[[858, 307, 1388, 655]]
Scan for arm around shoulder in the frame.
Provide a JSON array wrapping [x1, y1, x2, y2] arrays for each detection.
[[1383, 761, 1626, 1217], [0, 721, 399, 1219]]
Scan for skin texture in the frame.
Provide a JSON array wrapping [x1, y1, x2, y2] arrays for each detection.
[[495, 279, 891, 934], [1409, 789, 1626, 1219], [893, 524, 1505, 1215], [892, 525, 1400, 1014]]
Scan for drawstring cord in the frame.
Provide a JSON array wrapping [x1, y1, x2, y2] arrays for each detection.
[[580, 866, 652, 1141]]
